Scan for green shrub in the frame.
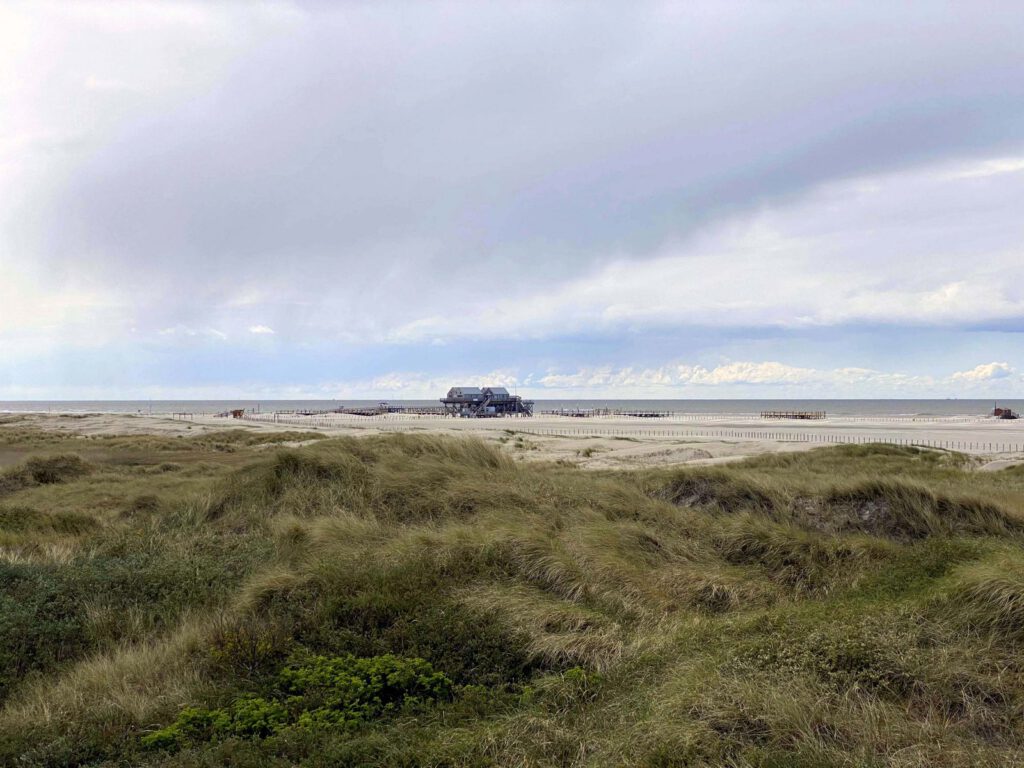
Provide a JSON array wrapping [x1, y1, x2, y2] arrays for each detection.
[[279, 652, 452, 721], [143, 653, 453, 751], [141, 707, 228, 749], [0, 564, 89, 701], [140, 698, 290, 748]]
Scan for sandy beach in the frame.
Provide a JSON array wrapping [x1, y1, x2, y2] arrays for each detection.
[[8, 409, 1024, 471]]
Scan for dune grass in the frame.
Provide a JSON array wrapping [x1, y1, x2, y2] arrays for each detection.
[[1, 430, 1023, 766]]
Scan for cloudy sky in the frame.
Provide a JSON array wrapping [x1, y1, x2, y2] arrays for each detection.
[[3, 1, 1024, 399]]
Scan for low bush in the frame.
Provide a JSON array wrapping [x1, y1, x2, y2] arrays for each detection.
[[0, 564, 90, 701], [142, 653, 453, 750]]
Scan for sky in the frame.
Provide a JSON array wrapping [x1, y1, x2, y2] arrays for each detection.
[[2, 0, 1024, 400]]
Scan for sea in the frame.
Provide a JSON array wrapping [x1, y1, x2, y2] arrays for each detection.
[[1, 400, 1021, 418]]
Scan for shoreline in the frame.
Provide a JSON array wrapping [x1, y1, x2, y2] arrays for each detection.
[[5, 410, 1023, 471], [2, 398, 1021, 421]]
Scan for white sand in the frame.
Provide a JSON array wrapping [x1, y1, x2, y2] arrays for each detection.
[[6, 410, 1024, 471]]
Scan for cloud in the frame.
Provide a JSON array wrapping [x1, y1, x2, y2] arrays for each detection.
[[157, 325, 227, 340], [383, 156, 1024, 342], [951, 362, 1016, 382], [525, 359, 1024, 397], [9, 4, 1024, 335], [248, 325, 275, 335], [942, 157, 1024, 180], [4, 3, 1024, 395], [532, 361, 934, 395]]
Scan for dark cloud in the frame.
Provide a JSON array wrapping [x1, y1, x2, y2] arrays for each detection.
[[40, 2, 1024, 298]]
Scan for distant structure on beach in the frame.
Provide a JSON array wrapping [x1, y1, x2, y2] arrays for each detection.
[[761, 410, 826, 420], [993, 404, 1020, 420], [441, 386, 534, 417]]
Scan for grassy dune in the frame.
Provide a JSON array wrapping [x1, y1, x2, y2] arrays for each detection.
[[2, 424, 1024, 766]]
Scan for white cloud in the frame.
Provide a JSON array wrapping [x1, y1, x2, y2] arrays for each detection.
[[951, 362, 1016, 382], [157, 325, 227, 340], [295, 359, 1016, 399], [532, 361, 934, 395], [329, 370, 523, 400], [248, 325, 275, 335], [0, 356, 1015, 400], [942, 157, 1024, 180]]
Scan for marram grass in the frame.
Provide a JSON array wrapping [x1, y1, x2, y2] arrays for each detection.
[[0, 429, 1023, 766]]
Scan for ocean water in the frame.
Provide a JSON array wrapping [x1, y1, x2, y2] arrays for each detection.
[[1, 399, 1021, 418]]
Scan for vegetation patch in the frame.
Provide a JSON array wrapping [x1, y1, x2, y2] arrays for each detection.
[[3, 431, 1024, 766], [142, 653, 453, 750], [0, 505, 97, 535], [823, 479, 1021, 540], [655, 468, 777, 513], [945, 554, 1024, 640], [0, 563, 91, 701], [0, 453, 91, 495], [734, 613, 925, 698]]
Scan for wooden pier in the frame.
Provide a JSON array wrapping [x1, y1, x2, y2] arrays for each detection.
[[761, 410, 826, 420], [540, 408, 611, 417], [539, 408, 670, 418], [274, 405, 448, 417]]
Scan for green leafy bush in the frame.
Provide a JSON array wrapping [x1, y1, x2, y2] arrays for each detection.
[[142, 653, 453, 750], [280, 652, 453, 724], [140, 697, 289, 748]]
